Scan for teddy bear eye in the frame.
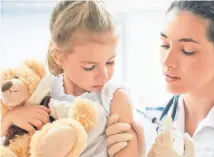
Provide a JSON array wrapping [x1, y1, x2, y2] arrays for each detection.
[[14, 76, 19, 79]]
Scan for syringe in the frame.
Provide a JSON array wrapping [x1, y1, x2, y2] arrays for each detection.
[[129, 104, 184, 155], [129, 104, 183, 140], [131, 105, 163, 128]]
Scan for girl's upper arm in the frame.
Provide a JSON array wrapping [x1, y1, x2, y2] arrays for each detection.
[[110, 89, 138, 157]]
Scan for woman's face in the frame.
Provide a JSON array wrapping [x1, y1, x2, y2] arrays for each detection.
[[160, 10, 214, 94]]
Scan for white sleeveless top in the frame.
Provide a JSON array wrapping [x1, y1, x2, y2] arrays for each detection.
[[48, 74, 126, 157]]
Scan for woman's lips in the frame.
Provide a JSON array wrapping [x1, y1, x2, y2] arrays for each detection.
[[93, 85, 104, 89], [164, 73, 181, 82]]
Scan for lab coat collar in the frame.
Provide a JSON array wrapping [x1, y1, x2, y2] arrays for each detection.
[[175, 96, 214, 135]]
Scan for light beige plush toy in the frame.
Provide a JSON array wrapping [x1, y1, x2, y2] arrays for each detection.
[[0, 59, 49, 157], [30, 98, 99, 157], [0, 59, 99, 157]]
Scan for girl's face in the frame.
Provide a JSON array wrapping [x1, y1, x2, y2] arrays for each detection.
[[160, 10, 214, 94], [57, 30, 117, 92]]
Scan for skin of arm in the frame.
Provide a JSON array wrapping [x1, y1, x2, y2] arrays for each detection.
[[109, 89, 138, 157]]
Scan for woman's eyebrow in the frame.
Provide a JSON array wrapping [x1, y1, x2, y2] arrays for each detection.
[[160, 32, 200, 44], [160, 32, 168, 38], [108, 55, 116, 60], [178, 38, 200, 44]]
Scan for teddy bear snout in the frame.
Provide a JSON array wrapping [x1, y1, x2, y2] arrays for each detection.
[[1, 81, 13, 92]]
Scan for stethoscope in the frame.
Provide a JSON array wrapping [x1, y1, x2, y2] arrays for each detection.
[[160, 95, 180, 121], [156, 95, 180, 133], [129, 95, 180, 132]]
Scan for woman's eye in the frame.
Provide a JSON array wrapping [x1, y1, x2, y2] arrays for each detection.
[[84, 65, 96, 71], [182, 49, 195, 56], [161, 45, 170, 49], [106, 61, 115, 65]]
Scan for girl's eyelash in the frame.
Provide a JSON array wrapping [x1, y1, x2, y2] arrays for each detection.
[[84, 61, 115, 71], [84, 65, 95, 71]]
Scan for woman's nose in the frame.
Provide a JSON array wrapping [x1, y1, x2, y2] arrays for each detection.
[[162, 49, 178, 69]]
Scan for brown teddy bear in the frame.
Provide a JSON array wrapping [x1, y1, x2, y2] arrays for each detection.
[[0, 59, 54, 157], [0, 59, 99, 157]]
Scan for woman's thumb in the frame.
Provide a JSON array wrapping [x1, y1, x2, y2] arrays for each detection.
[[163, 116, 173, 131], [162, 115, 174, 144], [183, 133, 196, 157]]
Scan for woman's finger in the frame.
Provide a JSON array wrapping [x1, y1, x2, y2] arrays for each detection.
[[108, 142, 128, 157], [106, 122, 131, 136], [162, 116, 174, 145], [107, 133, 133, 147], [107, 114, 119, 127]]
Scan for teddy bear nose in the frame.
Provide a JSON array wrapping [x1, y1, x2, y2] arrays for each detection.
[[1, 81, 13, 92]]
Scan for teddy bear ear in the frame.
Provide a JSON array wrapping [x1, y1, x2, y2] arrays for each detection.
[[0, 69, 13, 85], [23, 59, 47, 79]]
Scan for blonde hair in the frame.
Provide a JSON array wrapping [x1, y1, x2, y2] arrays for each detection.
[[47, 0, 116, 75]]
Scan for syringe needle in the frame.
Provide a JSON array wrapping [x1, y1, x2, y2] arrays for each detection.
[[129, 104, 183, 140], [129, 104, 163, 128]]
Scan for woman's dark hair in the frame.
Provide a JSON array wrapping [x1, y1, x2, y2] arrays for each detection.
[[167, 1, 214, 43]]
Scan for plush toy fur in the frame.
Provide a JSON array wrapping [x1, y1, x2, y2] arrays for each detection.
[[30, 98, 99, 157], [0, 59, 50, 157], [1, 59, 46, 115], [0, 146, 17, 157]]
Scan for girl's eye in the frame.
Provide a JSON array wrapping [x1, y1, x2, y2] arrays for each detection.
[[84, 65, 96, 71]]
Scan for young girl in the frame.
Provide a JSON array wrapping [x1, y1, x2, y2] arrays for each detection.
[[1, 1, 138, 157]]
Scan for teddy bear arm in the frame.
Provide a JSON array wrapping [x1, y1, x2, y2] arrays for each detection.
[[0, 146, 17, 157]]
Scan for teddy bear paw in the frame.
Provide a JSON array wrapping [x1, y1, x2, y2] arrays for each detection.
[[37, 126, 77, 157], [0, 146, 17, 157]]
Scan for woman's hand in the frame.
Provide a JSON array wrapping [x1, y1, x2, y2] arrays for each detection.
[[147, 116, 196, 157], [106, 114, 146, 157]]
